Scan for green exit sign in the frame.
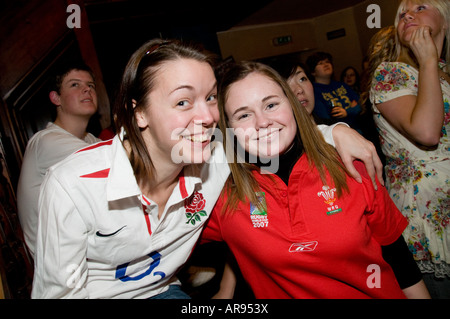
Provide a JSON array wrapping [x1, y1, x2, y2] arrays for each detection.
[[273, 35, 292, 46]]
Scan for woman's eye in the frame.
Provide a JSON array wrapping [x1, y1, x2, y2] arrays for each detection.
[[207, 94, 217, 102], [177, 100, 189, 107], [417, 5, 426, 11], [237, 113, 249, 121], [266, 103, 278, 110], [299, 76, 308, 83]]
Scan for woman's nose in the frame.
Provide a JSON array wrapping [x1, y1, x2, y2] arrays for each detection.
[[195, 104, 216, 126], [403, 11, 415, 21], [255, 113, 271, 129]]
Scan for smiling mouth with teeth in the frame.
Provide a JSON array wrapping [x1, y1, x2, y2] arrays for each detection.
[[183, 134, 211, 143], [257, 130, 279, 141]]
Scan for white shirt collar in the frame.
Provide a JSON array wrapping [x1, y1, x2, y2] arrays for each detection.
[[106, 128, 203, 203]]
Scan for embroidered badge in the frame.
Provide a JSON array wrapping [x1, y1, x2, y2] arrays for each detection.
[[250, 192, 269, 228], [317, 185, 342, 215], [185, 191, 207, 225]]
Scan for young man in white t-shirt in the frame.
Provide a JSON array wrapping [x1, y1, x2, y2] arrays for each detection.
[[17, 63, 101, 258]]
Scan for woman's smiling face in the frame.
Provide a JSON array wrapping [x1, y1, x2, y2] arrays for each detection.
[[225, 72, 297, 159], [135, 58, 219, 165]]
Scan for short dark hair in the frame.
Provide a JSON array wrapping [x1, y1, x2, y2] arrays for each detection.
[[305, 52, 333, 73], [264, 56, 312, 82], [51, 62, 95, 94]]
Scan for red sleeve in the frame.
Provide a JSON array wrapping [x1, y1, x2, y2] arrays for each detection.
[[200, 198, 225, 244], [354, 161, 408, 246]]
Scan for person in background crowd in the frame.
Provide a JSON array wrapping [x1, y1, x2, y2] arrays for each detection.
[[17, 62, 100, 259], [267, 56, 383, 184], [306, 52, 363, 134], [340, 66, 361, 94], [265, 57, 317, 117], [368, 0, 450, 298]]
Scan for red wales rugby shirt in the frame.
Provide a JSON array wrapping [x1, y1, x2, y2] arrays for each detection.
[[202, 155, 408, 299]]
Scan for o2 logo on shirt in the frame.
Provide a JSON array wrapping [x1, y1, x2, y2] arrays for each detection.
[[115, 251, 166, 282]]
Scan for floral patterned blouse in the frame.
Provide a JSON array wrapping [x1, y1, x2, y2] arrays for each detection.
[[370, 61, 450, 278]]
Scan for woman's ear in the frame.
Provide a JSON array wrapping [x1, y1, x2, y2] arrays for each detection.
[[133, 99, 148, 129], [49, 91, 61, 106]]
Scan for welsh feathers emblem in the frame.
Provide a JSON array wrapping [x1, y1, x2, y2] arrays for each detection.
[[317, 185, 342, 216], [317, 185, 337, 205]]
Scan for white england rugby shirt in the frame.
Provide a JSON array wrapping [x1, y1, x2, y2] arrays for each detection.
[[31, 132, 229, 299]]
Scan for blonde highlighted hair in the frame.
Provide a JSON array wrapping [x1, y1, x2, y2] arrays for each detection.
[[394, 0, 449, 72]]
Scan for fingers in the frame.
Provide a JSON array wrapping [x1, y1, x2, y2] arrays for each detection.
[[359, 141, 384, 190], [408, 26, 438, 63], [341, 139, 382, 190], [331, 107, 347, 118], [373, 152, 385, 187], [341, 155, 363, 184], [360, 144, 385, 190], [332, 124, 384, 190], [355, 145, 379, 190]]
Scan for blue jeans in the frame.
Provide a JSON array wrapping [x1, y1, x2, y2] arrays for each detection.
[[149, 285, 191, 299]]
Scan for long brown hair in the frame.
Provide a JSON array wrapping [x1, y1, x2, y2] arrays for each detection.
[[113, 38, 217, 185], [218, 61, 349, 214]]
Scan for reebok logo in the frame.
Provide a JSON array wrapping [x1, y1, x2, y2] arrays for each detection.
[[289, 241, 318, 252]]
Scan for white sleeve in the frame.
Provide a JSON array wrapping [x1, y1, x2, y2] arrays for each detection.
[[317, 123, 349, 148], [31, 173, 89, 299], [37, 134, 91, 173]]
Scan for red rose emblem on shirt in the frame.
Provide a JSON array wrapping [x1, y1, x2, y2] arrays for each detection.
[[185, 191, 206, 213], [185, 191, 207, 225]]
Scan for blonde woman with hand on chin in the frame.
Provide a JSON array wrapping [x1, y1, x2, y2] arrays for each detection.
[[369, 0, 450, 298]]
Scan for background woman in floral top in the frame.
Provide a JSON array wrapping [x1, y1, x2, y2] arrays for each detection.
[[368, 0, 450, 298]]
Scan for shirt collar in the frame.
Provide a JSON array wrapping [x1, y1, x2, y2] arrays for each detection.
[[106, 128, 203, 203], [106, 129, 141, 201]]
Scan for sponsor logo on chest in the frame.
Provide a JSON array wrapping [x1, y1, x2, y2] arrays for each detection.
[[289, 241, 318, 252]]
